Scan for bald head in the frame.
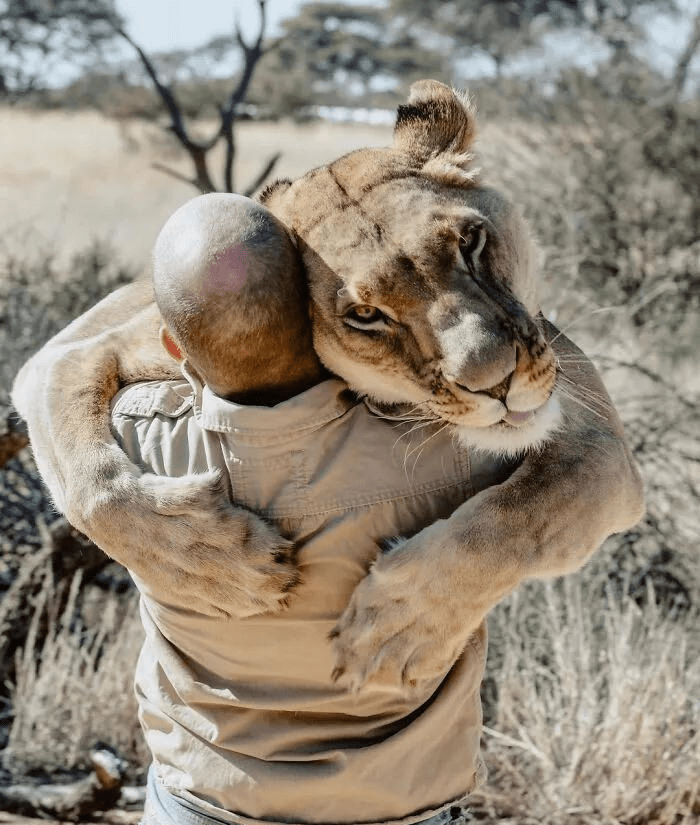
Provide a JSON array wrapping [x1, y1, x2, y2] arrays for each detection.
[[153, 193, 323, 402]]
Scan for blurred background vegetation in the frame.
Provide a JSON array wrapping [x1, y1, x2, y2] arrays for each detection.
[[0, 1, 698, 822]]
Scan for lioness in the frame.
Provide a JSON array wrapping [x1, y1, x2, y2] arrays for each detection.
[[12, 80, 644, 692]]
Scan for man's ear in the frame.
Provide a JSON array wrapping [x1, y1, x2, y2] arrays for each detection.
[[159, 325, 184, 362]]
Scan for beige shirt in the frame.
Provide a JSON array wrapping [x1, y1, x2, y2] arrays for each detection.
[[111, 369, 516, 825]]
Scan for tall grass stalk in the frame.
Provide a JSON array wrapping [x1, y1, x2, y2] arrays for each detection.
[[476, 577, 700, 825], [3, 570, 147, 775]]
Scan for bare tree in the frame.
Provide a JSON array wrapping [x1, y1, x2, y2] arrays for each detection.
[[115, 0, 279, 196]]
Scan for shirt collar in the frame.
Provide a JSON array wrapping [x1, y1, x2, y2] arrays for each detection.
[[181, 361, 357, 436]]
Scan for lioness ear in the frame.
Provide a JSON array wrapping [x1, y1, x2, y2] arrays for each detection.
[[393, 79, 477, 164], [159, 325, 184, 362]]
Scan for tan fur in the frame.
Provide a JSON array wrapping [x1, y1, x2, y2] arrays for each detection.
[[12, 81, 644, 685]]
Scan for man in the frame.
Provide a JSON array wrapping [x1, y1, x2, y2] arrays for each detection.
[[114, 194, 517, 825]]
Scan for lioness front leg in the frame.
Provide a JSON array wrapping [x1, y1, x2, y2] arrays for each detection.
[[12, 281, 298, 617], [331, 327, 645, 690]]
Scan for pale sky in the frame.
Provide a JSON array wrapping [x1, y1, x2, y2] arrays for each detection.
[[112, 0, 697, 83], [115, 0, 307, 52]]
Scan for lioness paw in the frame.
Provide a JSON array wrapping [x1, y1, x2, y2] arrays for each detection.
[[139, 469, 231, 515], [138, 472, 300, 616], [330, 537, 482, 693], [330, 581, 462, 693], [73, 469, 299, 618]]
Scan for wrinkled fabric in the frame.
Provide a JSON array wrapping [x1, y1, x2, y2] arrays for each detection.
[[112, 367, 515, 825], [142, 766, 474, 825]]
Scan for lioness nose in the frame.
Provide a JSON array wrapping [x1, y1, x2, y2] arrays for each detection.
[[450, 371, 513, 402], [438, 311, 517, 396], [444, 343, 517, 396]]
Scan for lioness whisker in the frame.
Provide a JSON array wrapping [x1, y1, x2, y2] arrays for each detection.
[[547, 305, 626, 345], [555, 359, 615, 409], [558, 398, 618, 458], [393, 402, 438, 419], [393, 420, 437, 452], [390, 413, 439, 427], [556, 379, 605, 410], [555, 355, 613, 371], [556, 383, 610, 423], [556, 371, 614, 411], [410, 423, 454, 481], [404, 421, 453, 481], [554, 354, 601, 363]]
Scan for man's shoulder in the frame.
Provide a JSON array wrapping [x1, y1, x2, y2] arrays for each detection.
[[111, 379, 205, 477], [111, 379, 194, 420]]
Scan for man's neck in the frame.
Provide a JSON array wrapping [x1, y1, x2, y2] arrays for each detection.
[[216, 360, 331, 407]]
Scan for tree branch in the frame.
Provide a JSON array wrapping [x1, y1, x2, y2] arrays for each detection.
[[595, 355, 698, 412], [115, 26, 218, 192], [222, 0, 268, 192], [228, 0, 268, 114], [150, 162, 198, 189], [0, 747, 126, 820], [670, 12, 700, 102], [115, 26, 190, 147], [243, 152, 282, 198], [111, 5, 273, 196]]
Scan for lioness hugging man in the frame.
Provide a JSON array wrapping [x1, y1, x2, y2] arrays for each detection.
[[114, 190, 519, 825], [12, 81, 644, 825]]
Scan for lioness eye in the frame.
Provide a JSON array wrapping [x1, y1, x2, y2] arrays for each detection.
[[344, 305, 389, 330], [351, 305, 380, 321], [458, 223, 486, 263]]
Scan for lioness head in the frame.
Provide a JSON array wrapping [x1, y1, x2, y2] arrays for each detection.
[[261, 80, 559, 455]]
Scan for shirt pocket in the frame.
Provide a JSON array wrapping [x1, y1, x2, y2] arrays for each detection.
[[223, 449, 312, 522]]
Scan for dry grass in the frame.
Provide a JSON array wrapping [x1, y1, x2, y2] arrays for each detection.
[[3, 570, 147, 776], [0, 107, 392, 270], [0, 105, 555, 272], [475, 576, 700, 825]]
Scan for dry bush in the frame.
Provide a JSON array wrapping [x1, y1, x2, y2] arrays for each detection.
[[482, 80, 700, 600], [3, 570, 147, 778], [608, 364, 700, 609], [0, 241, 136, 410], [478, 73, 700, 345], [0, 244, 141, 777], [473, 80, 700, 824], [476, 576, 700, 825], [0, 240, 137, 634]]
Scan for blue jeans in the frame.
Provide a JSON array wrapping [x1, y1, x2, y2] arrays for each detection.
[[141, 766, 472, 825]]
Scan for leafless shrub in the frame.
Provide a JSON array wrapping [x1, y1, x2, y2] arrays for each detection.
[[113, 0, 279, 195], [0, 240, 136, 411], [485, 83, 700, 615], [3, 570, 146, 777], [477, 577, 700, 825], [472, 79, 700, 824], [0, 242, 141, 777], [603, 359, 700, 609]]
